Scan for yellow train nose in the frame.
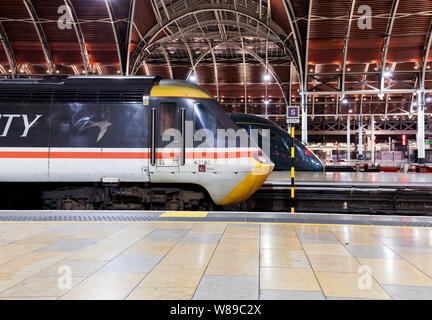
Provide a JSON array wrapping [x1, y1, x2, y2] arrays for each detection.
[[217, 157, 274, 205]]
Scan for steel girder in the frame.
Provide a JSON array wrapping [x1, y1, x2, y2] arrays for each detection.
[[64, 0, 90, 74], [0, 22, 17, 77], [23, 0, 55, 74], [184, 40, 288, 104]]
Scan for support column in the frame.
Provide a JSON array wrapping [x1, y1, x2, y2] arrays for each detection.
[[347, 116, 351, 161], [371, 116, 375, 164], [358, 116, 364, 160], [301, 93, 308, 144], [418, 93, 425, 164]]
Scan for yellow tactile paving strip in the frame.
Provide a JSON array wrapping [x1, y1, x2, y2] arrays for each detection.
[[160, 212, 208, 218], [0, 221, 432, 299]]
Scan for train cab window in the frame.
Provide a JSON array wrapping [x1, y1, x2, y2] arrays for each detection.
[[193, 103, 217, 133], [193, 103, 220, 147]]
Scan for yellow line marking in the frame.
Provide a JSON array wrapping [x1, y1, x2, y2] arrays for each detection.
[[160, 211, 208, 218]]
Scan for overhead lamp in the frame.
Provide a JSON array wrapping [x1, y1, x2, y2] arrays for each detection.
[[383, 71, 392, 78], [263, 73, 271, 81], [342, 98, 348, 104], [264, 99, 270, 105], [189, 74, 197, 82]]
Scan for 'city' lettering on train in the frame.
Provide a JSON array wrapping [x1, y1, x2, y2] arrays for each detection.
[[0, 114, 42, 137]]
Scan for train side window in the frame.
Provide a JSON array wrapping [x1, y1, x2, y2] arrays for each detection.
[[158, 102, 180, 149], [159, 102, 177, 137]]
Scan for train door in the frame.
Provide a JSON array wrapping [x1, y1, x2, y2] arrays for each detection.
[[150, 100, 182, 172]]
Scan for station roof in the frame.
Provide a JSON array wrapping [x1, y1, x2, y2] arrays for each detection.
[[1, 0, 432, 121]]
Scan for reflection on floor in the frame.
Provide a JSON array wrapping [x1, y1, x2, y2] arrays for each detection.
[[0, 219, 432, 300]]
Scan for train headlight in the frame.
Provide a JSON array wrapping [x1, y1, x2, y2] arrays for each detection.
[[253, 151, 272, 164]]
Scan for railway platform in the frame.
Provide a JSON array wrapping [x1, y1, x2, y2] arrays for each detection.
[[0, 210, 432, 300]]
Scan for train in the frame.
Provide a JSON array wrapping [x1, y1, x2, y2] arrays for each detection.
[[0, 76, 274, 210], [230, 114, 324, 171]]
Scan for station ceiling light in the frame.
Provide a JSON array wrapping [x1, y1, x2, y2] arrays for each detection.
[[383, 71, 392, 78], [189, 74, 197, 82], [263, 73, 271, 81]]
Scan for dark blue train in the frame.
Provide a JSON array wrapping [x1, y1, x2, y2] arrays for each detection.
[[230, 114, 324, 171]]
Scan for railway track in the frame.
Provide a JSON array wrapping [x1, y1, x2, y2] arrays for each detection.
[[251, 182, 432, 215]]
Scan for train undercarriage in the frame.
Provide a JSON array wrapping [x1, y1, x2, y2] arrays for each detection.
[[0, 183, 214, 211], [2, 182, 432, 216]]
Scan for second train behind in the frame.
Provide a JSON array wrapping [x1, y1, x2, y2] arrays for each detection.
[[230, 113, 324, 171]]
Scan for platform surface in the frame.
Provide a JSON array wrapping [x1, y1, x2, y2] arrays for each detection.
[[268, 171, 432, 187], [0, 211, 432, 300]]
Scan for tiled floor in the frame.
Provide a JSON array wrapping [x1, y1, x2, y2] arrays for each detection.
[[0, 219, 432, 300]]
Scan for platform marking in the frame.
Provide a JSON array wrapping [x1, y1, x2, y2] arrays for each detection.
[[160, 211, 208, 218], [1, 220, 432, 229]]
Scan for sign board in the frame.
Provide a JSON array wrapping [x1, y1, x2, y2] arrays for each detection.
[[286, 106, 300, 124]]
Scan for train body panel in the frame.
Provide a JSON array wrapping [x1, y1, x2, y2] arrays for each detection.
[[0, 77, 273, 208]]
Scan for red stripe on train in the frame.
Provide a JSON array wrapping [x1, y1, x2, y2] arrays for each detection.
[[0, 151, 254, 159]]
